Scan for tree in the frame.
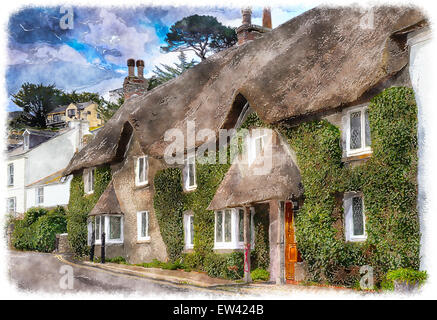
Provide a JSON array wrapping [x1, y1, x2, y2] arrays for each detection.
[[96, 96, 124, 122], [148, 52, 197, 90], [161, 15, 237, 60], [12, 83, 64, 128], [60, 90, 100, 105]]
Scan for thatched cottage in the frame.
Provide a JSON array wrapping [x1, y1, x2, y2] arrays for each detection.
[[63, 6, 429, 285]]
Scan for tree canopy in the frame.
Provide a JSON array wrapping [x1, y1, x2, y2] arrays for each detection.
[[161, 15, 237, 60], [148, 52, 197, 90], [96, 95, 124, 122], [11, 83, 101, 129]]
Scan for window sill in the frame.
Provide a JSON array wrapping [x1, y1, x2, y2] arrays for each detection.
[[137, 237, 151, 243], [346, 237, 367, 243], [84, 191, 94, 196], [134, 183, 150, 190], [342, 151, 372, 162], [183, 185, 197, 193]]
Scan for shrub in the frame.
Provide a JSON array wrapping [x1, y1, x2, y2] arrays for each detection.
[[204, 252, 244, 280], [33, 211, 67, 252], [251, 268, 270, 281], [23, 207, 48, 226], [384, 268, 427, 289], [11, 208, 66, 252]]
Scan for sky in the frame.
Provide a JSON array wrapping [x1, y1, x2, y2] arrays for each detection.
[[6, 4, 313, 111]]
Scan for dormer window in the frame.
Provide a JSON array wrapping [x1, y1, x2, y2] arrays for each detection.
[[346, 106, 371, 156], [135, 156, 148, 186], [184, 155, 196, 191], [23, 132, 29, 150], [248, 130, 267, 165], [84, 168, 95, 194], [67, 109, 76, 118]]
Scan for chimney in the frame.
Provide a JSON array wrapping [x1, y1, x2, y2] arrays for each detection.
[[136, 60, 144, 78], [262, 7, 272, 29], [127, 58, 135, 77], [241, 7, 252, 26]]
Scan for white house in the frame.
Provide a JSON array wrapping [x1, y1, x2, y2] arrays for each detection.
[[6, 120, 90, 216]]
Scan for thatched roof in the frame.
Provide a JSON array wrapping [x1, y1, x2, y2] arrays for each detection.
[[89, 180, 122, 216], [63, 6, 425, 176], [207, 130, 303, 210]]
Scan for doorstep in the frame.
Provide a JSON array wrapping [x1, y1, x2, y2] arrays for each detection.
[[80, 260, 236, 288]]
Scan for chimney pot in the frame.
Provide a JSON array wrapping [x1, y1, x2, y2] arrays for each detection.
[[241, 7, 252, 26], [136, 59, 145, 78], [127, 58, 135, 77], [262, 7, 272, 29]]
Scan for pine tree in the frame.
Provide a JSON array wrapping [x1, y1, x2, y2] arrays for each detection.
[[148, 52, 197, 90]]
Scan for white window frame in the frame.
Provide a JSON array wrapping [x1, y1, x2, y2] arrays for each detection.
[[36, 187, 44, 205], [214, 207, 255, 250], [137, 211, 150, 241], [344, 192, 367, 242], [23, 132, 29, 150], [7, 163, 14, 186], [7, 197, 16, 215], [93, 215, 124, 245], [135, 156, 149, 186], [84, 168, 95, 194], [248, 130, 267, 166], [184, 213, 194, 250], [345, 106, 372, 157], [184, 155, 197, 191]]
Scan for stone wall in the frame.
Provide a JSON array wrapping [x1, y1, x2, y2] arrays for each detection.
[[110, 133, 168, 264], [56, 233, 72, 254]]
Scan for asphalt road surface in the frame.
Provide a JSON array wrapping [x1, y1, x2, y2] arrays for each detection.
[[7, 250, 240, 298]]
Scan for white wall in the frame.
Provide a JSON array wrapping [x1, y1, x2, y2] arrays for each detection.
[[408, 28, 432, 272], [6, 122, 90, 214], [25, 177, 72, 210], [6, 157, 26, 214]]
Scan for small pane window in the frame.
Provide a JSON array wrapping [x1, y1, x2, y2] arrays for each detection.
[[346, 107, 372, 156], [365, 109, 371, 147], [350, 111, 362, 150], [224, 209, 232, 242], [136, 156, 148, 185], [344, 194, 366, 242], [185, 155, 196, 190], [189, 216, 194, 245], [141, 212, 148, 238], [7, 197, 16, 214], [7, 164, 14, 186], [95, 216, 101, 241], [109, 216, 121, 240], [216, 211, 223, 242], [238, 209, 244, 242], [352, 197, 364, 236], [37, 187, 44, 204]]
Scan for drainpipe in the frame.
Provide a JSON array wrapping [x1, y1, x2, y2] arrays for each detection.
[[243, 205, 252, 283]]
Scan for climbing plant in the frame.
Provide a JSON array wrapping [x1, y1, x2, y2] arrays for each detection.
[[67, 166, 111, 257], [281, 86, 419, 287], [152, 86, 419, 285]]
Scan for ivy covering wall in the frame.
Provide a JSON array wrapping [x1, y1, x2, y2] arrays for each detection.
[[280, 86, 419, 287], [153, 86, 419, 285], [67, 166, 111, 256]]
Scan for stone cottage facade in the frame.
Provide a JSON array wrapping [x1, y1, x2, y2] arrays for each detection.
[[63, 7, 428, 285]]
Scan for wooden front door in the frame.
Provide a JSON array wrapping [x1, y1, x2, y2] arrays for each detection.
[[285, 202, 298, 281]]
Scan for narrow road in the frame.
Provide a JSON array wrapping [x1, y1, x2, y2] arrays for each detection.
[[7, 250, 240, 297]]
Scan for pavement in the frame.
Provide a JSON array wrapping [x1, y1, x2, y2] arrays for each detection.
[[6, 250, 365, 298]]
